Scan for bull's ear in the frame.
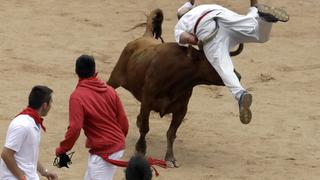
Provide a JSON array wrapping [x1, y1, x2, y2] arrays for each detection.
[[187, 45, 204, 62], [187, 45, 199, 61], [186, 45, 193, 59]]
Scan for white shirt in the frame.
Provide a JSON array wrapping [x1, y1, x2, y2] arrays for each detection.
[[0, 115, 41, 180], [175, 4, 227, 45]]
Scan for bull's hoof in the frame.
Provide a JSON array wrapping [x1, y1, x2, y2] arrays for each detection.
[[166, 160, 180, 168]]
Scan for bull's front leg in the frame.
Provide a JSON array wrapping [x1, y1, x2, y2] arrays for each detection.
[[165, 106, 187, 168], [135, 101, 151, 155]]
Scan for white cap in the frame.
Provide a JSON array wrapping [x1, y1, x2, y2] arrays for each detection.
[[177, 2, 194, 19]]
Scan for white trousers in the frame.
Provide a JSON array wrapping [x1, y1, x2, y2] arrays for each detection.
[[197, 7, 272, 100], [84, 150, 124, 180]]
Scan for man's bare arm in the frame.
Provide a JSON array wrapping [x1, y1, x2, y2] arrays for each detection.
[[1, 147, 25, 180], [37, 161, 47, 177], [179, 32, 198, 45]]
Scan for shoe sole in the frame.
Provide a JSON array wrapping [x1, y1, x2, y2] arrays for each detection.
[[257, 4, 289, 22], [239, 93, 252, 124]]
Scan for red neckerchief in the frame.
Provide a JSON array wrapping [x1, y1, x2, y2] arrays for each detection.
[[18, 107, 46, 132]]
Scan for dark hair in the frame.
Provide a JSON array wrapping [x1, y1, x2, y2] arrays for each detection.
[[28, 85, 53, 109], [125, 154, 152, 180], [75, 55, 95, 78]]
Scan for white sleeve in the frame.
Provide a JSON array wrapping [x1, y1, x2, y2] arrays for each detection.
[[175, 20, 189, 46], [4, 125, 27, 152]]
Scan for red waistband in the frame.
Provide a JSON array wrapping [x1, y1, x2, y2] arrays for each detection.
[[91, 151, 167, 177], [193, 10, 214, 35]]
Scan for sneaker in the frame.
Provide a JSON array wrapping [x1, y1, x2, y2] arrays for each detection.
[[255, 4, 289, 23], [239, 92, 252, 124]]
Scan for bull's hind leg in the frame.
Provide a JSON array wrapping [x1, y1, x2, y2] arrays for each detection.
[[165, 105, 188, 168], [135, 100, 151, 155]]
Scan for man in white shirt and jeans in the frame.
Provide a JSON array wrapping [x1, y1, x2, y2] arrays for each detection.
[[0, 85, 58, 180], [175, 0, 289, 124]]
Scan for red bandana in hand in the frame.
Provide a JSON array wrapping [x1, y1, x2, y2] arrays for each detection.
[[18, 107, 46, 132]]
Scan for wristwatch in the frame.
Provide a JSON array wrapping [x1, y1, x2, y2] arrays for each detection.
[[44, 169, 48, 176]]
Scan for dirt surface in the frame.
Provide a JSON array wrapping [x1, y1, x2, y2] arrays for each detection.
[[0, 0, 319, 179]]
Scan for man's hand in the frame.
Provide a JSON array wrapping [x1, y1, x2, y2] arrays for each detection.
[[19, 176, 26, 180], [41, 169, 58, 180], [45, 171, 58, 180], [179, 32, 198, 45], [37, 162, 58, 180]]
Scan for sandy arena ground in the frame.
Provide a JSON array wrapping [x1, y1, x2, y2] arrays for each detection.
[[0, 0, 320, 179]]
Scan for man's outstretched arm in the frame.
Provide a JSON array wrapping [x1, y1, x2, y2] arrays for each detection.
[[179, 32, 198, 45], [55, 98, 84, 155]]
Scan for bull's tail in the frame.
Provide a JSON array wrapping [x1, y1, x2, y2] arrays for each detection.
[[143, 8, 164, 41]]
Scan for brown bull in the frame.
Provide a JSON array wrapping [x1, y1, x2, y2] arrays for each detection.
[[107, 9, 242, 167]]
